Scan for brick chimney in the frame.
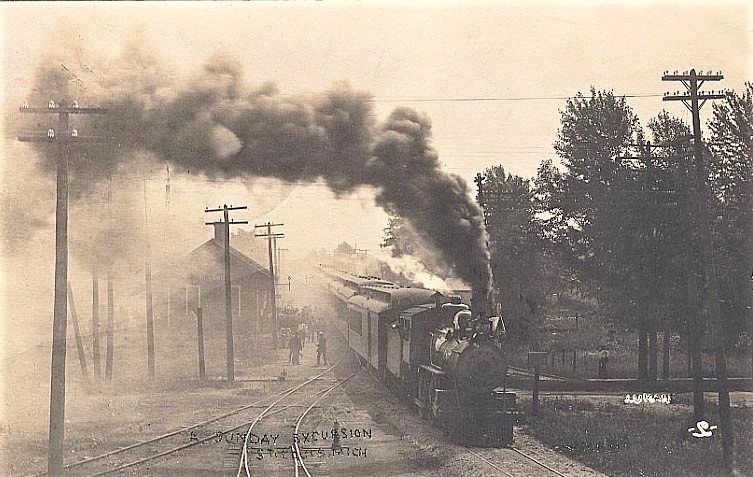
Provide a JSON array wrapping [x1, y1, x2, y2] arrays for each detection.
[[213, 222, 227, 245]]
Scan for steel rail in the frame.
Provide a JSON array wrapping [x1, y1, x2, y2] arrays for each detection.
[[293, 370, 359, 477], [466, 448, 516, 477], [510, 446, 569, 477], [31, 378, 318, 477], [88, 378, 342, 477], [468, 446, 569, 477], [236, 359, 342, 477]]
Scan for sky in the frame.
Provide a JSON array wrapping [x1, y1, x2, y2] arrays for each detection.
[[0, 1, 751, 353]]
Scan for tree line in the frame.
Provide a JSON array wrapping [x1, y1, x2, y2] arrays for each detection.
[[477, 85, 752, 379]]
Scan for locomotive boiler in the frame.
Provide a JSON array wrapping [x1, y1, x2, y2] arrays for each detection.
[[430, 322, 508, 397]]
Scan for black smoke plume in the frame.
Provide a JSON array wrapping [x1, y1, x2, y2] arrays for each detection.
[[22, 45, 492, 296]]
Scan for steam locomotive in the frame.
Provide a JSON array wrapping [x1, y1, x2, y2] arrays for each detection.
[[320, 268, 516, 446]]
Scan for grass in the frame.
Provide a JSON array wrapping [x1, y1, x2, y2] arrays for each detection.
[[518, 396, 753, 477]]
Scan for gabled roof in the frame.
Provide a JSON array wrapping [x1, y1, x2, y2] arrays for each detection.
[[153, 238, 271, 285], [196, 239, 269, 275]]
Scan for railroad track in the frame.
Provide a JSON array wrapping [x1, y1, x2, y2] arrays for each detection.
[[234, 354, 361, 477], [467, 445, 569, 477], [292, 356, 363, 477], [32, 362, 341, 476]]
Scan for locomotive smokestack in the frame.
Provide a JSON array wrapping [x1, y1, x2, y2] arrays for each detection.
[[432, 290, 444, 310], [471, 288, 488, 318]]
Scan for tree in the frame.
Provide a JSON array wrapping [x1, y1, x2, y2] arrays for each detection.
[[707, 84, 753, 374], [381, 216, 415, 257], [334, 241, 354, 255], [476, 165, 543, 342], [645, 112, 696, 384], [380, 215, 454, 280], [536, 89, 642, 313]]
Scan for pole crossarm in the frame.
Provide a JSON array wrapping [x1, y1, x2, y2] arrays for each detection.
[[662, 93, 726, 101], [205, 221, 249, 226], [206, 205, 248, 213], [662, 72, 723, 81], [19, 107, 108, 114], [254, 233, 285, 238], [17, 135, 109, 143]]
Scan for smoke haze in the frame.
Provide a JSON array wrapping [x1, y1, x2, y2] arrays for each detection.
[[18, 36, 492, 295]]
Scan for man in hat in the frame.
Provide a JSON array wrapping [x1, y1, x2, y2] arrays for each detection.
[[289, 333, 302, 365], [316, 331, 328, 366]]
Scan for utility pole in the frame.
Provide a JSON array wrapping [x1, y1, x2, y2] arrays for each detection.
[[276, 247, 289, 292], [354, 247, 370, 275], [272, 235, 280, 282], [205, 205, 248, 382], [143, 177, 155, 379], [255, 222, 284, 349], [18, 99, 107, 476], [91, 260, 101, 380], [276, 248, 289, 280], [663, 69, 733, 474], [194, 307, 206, 380], [105, 177, 114, 382]]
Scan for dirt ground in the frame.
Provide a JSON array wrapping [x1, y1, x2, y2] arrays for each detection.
[[2, 327, 612, 477], [0, 319, 295, 476]]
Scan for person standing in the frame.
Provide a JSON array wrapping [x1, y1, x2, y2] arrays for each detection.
[[316, 331, 328, 366], [598, 348, 610, 379], [289, 334, 302, 365]]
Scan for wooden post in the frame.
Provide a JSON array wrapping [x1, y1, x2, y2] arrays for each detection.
[[67, 282, 89, 383], [196, 307, 205, 380], [532, 364, 540, 416], [105, 272, 114, 381], [662, 328, 671, 381], [572, 349, 576, 373], [649, 329, 658, 380], [639, 319, 648, 381], [143, 180, 155, 379]]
